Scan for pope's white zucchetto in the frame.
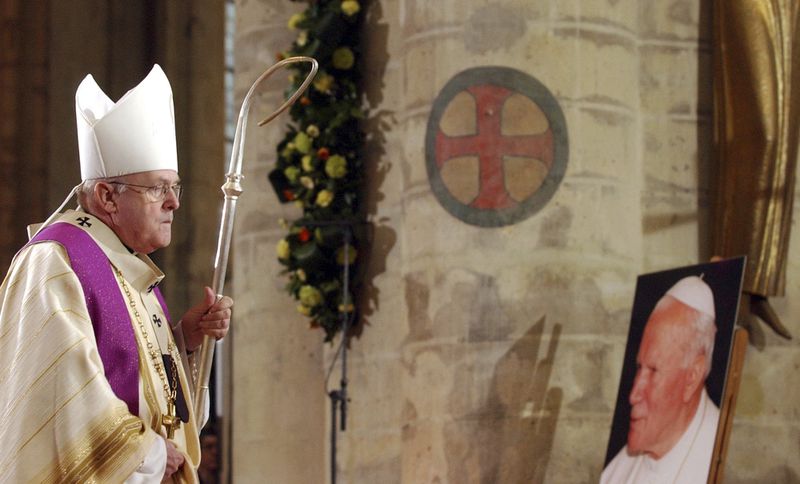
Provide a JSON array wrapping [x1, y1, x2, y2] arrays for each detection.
[[75, 64, 178, 180], [665, 275, 715, 319]]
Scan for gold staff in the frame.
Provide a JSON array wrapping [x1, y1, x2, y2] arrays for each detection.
[[193, 56, 319, 424]]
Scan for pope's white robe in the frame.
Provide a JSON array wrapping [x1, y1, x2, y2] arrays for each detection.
[[0, 210, 201, 483], [601, 389, 720, 484]]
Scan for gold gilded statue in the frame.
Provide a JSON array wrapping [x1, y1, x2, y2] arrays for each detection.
[[712, 0, 800, 339]]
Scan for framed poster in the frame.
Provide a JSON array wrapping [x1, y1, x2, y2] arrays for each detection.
[[601, 257, 745, 484]]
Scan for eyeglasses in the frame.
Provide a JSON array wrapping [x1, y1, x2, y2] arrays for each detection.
[[110, 181, 184, 203]]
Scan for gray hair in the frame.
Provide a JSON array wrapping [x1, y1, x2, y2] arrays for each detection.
[[77, 177, 126, 210]]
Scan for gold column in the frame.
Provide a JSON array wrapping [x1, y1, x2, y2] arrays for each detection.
[[712, 0, 800, 338]]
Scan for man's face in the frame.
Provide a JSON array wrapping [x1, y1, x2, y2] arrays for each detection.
[[110, 169, 180, 254], [627, 298, 696, 458]]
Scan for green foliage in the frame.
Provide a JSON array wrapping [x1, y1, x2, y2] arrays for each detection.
[[271, 0, 365, 341]]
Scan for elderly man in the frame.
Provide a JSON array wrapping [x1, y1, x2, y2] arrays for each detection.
[[601, 276, 720, 484], [0, 65, 231, 482]]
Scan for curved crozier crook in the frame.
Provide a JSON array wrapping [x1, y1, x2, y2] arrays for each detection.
[[193, 57, 319, 427]]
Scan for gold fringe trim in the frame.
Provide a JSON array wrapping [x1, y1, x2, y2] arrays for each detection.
[[38, 410, 152, 483]]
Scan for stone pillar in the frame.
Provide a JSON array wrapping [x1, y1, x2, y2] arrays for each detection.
[[0, 0, 50, 269], [230, 1, 326, 483], [338, 1, 643, 482], [639, 0, 712, 271]]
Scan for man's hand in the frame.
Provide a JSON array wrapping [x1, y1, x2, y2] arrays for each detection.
[[162, 439, 185, 481], [181, 286, 233, 351]]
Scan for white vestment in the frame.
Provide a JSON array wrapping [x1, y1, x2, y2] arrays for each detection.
[[0, 210, 201, 483], [601, 389, 720, 484]]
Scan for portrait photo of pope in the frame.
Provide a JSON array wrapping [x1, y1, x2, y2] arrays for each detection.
[[601, 257, 745, 484]]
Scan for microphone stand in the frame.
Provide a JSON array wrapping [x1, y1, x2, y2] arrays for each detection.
[[329, 228, 349, 484], [301, 219, 361, 484]]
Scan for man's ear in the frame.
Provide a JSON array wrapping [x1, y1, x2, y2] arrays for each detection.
[[94, 182, 118, 214], [683, 354, 706, 402]]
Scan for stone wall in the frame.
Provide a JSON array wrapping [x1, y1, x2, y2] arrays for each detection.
[[231, 0, 800, 482]]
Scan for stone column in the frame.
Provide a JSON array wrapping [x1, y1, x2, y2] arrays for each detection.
[[0, 0, 50, 269], [230, 1, 326, 483], [341, 0, 644, 482]]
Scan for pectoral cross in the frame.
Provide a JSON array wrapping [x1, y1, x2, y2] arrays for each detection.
[[162, 398, 182, 439]]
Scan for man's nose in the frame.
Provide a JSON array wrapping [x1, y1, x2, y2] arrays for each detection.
[[629, 373, 645, 405], [164, 188, 180, 210]]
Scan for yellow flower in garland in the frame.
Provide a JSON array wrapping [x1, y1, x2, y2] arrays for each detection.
[[297, 30, 308, 47], [293, 131, 312, 154], [299, 285, 323, 307], [332, 47, 355, 70], [316, 189, 334, 207], [300, 176, 315, 189], [287, 13, 305, 30], [284, 166, 300, 183], [313, 73, 334, 94], [306, 124, 320, 138], [297, 304, 312, 316], [325, 155, 347, 178], [341, 0, 360, 16], [301, 154, 315, 172], [276, 239, 290, 259]]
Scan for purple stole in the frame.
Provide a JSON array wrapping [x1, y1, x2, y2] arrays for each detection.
[[29, 222, 170, 416]]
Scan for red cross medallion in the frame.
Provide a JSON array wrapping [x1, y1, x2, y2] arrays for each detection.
[[435, 85, 554, 210], [426, 67, 567, 227]]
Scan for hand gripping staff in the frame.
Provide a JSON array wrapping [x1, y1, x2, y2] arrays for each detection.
[[193, 57, 319, 425]]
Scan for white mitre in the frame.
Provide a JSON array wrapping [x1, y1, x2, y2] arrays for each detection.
[[666, 275, 715, 319], [30, 65, 178, 239], [76, 64, 178, 179]]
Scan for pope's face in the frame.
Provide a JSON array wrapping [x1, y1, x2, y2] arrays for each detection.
[[110, 169, 180, 254], [627, 299, 695, 458]]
